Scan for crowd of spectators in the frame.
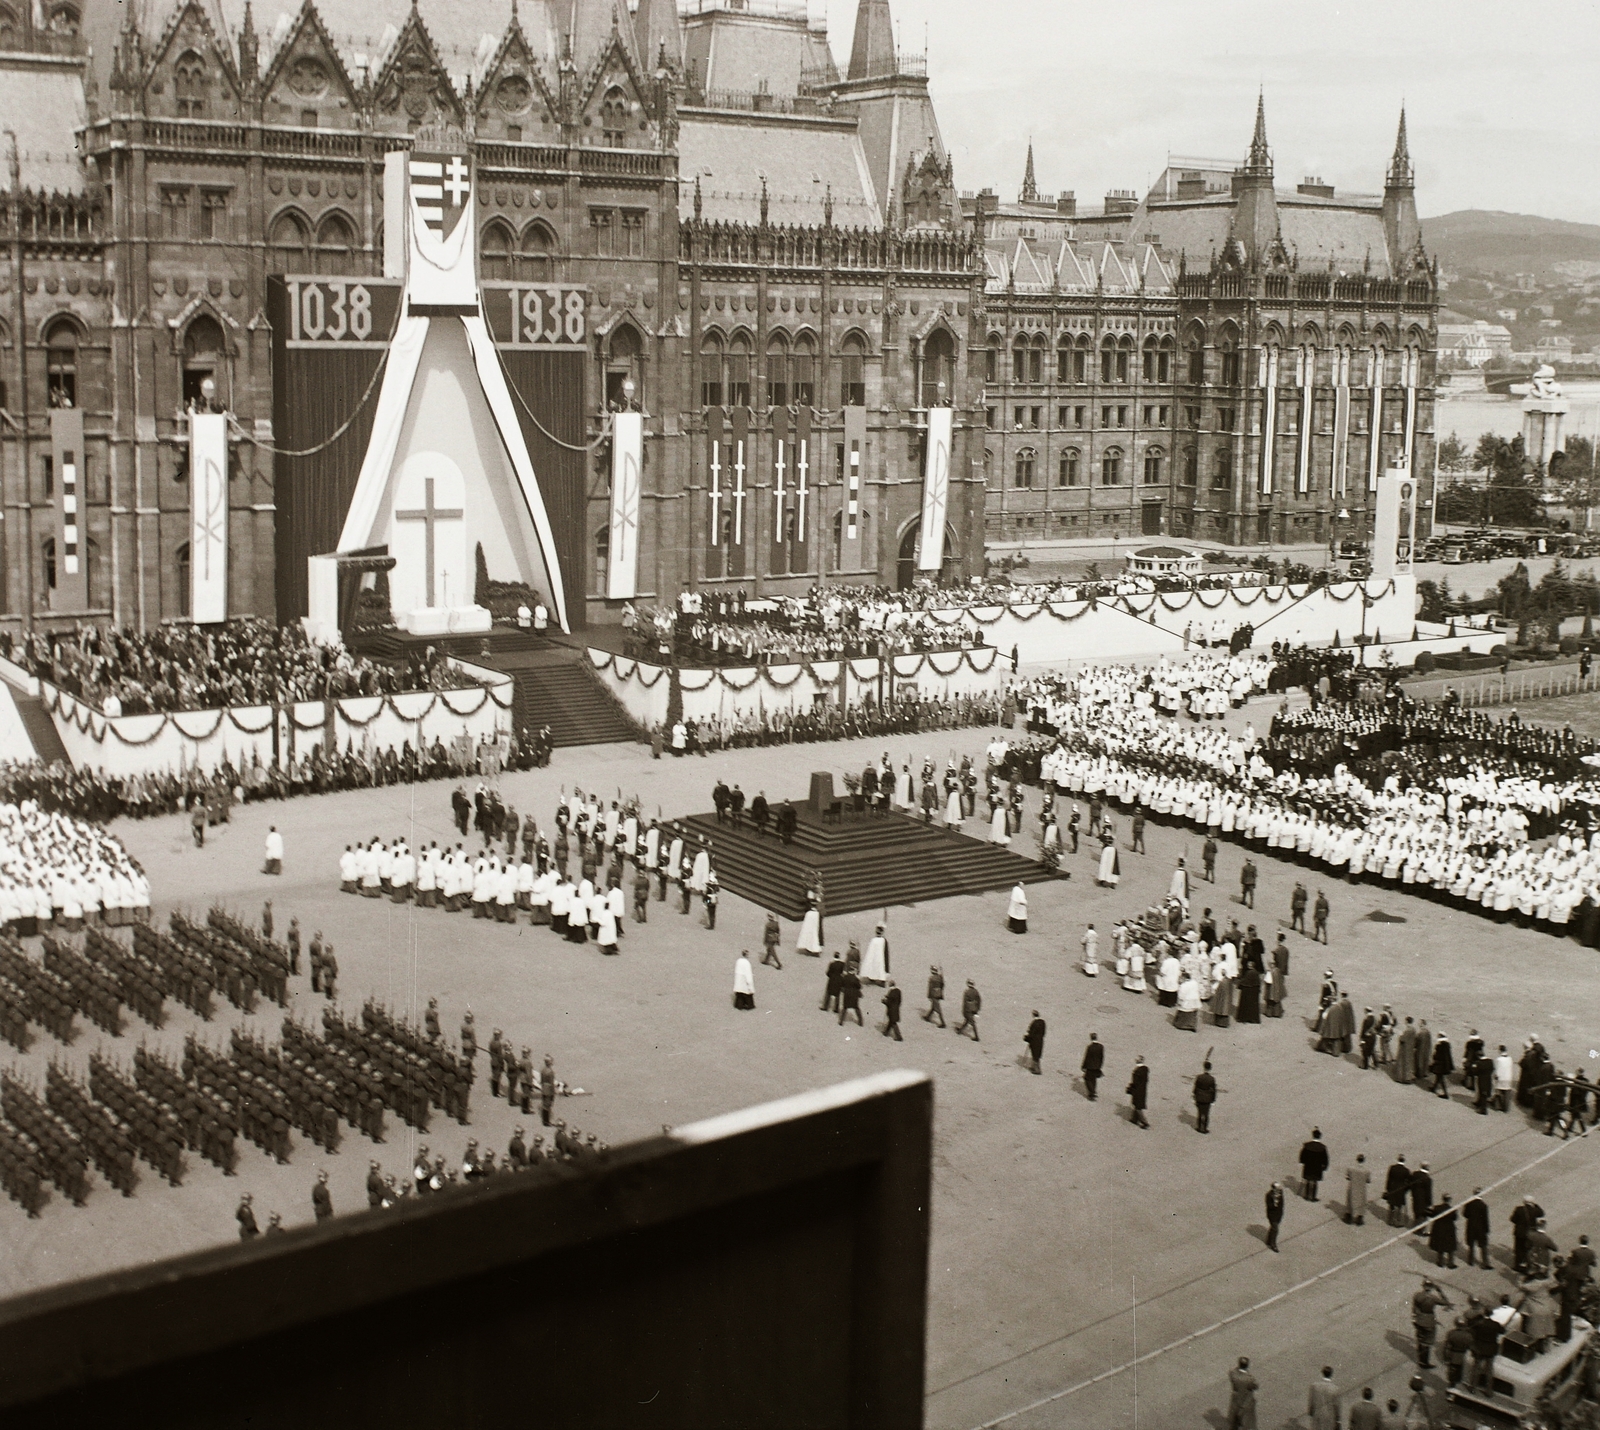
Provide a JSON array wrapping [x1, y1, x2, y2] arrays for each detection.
[[1005, 651, 1600, 938], [0, 725, 554, 828], [0, 619, 468, 716]]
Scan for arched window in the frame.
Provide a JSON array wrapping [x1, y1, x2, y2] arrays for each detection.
[[314, 211, 355, 275], [1183, 446, 1197, 485], [521, 221, 555, 280], [1013, 447, 1036, 489], [700, 330, 724, 407], [1029, 333, 1046, 386], [1212, 446, 1233, 488], [44, 319, 77, 408], [605, 323, 643, 410], [1100, 335, 1128, 384], [986, 333, 1001, 385], [174, 50, 208, 117], [47, 3, 79, 34], [1101, 447, 1123, 486], [1186, 327, 1206, 384], [1012, 335, 1029, 384], [601, 87, 628, 147], [840, 331, 866, 406], [766, 330, 790, 408], [0, 5, 18, 46], [922, 327, 955, 408], [176, 541, 191, 618], [1218, 328, 1241, 386], [1142, 335, 1172, 384], [1143, 445, 1164, 484], [182, 314, 225, 409], [726, 331, 752, 407], [268, 211, 309, 273], [41, 537, 56, 593], [481, 220, 515, 281], [1058, 448, 1080, 487], [593, 527, 610, 594], [791, 331, 816, 407]]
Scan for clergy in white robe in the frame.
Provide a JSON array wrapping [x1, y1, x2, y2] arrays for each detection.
[[990, 804, 1010, 846], [862, 926, 890, 984], [1007, 884, 1028, 934], [733, 953, 755, 1009], [797, 899, 824, 955], [945, 788, 963, 830], [1097, 839, 1121, 887]]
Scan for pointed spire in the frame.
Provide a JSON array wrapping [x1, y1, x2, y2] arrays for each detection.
[[636, 0, 681, 72], [848, 0, 896, 81], [1020, 141, 1037, 204], [1246, 90, 1270, 172], [1388, 107, 1413, 187], [238, 0, 259, 85]]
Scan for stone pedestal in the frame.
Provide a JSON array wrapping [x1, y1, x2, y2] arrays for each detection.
[[807, 772, 836, 815]]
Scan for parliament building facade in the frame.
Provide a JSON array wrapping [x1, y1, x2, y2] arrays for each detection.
[[0, 0, 1436, 632]]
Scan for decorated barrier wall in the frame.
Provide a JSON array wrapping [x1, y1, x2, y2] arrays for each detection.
[[952, 575, 1418, 666], [32, 662, 513, 778], [586, 646, 1005, 727]]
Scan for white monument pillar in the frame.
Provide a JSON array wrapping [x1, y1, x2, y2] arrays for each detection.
[[1520, 364, 1568, 468]]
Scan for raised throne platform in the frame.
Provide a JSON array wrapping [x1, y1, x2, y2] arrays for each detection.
[[680, 788, 1060, 920]]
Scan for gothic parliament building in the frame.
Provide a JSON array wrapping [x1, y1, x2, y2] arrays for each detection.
[[0, 0, 1436, 631]]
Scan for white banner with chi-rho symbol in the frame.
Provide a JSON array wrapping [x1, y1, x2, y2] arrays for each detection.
[[189, 412, 229, 623], [607, 412, 643, 600]]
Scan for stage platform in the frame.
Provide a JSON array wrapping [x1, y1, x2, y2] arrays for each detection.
[[680, 799, 1061, 920]]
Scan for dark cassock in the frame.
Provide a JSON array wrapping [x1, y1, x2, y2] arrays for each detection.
[[1235, 963, 1262, 1024]]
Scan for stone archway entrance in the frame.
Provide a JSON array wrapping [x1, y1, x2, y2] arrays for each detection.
[[896, 518, 959, 591]]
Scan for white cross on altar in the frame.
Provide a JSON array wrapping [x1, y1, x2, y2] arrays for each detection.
[[732, 439, 747, 546], [795, 438, 809, 539], [395, 476, 464, 608], [443, 156, 470, 206], [773, 439, 787, 529], [708, 441, 722, 532]]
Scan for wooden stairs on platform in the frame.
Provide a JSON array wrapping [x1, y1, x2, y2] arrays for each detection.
[[8, 691, 72, 767], [347, 626, 639, 749], [678, 804, 1061, 920]]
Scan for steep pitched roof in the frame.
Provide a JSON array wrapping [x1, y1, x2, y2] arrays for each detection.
[[0, 58, 88, 193], [677, 112, 881, 227]]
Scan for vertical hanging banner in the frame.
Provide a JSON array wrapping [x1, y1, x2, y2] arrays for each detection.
[[190, 412, 230, 623], [841, 405, 866, 571], [1330, 348, 1351, 498], [791, 406, 812, 574], [49, 408, 87, 612], [607, 411, 643, 600], [1367, 348, 1385, 493], [728, 406, 749, 579], [770, 405, 791, 576], [1294, 347, 1313, 495], [1401, 349, 1419, 476], [1258, 346, 1279, 496], [918, 405, 952, 571], [706, 406, 725, 571]]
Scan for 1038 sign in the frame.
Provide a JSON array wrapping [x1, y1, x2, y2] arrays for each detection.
[[481, 283, 587, 349], [273, 277, 401, 347]]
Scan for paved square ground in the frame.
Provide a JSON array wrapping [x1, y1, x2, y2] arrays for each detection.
[[4, 704, 1600, 1429]]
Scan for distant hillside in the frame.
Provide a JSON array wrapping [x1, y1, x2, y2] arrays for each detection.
[[1423, 210, 1600, 280]]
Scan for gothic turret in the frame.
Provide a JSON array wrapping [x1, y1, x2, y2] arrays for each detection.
[[1229, 92, 1280, 268], [1020, 141, 1037, 203], [1382, 108, 1422, 271]]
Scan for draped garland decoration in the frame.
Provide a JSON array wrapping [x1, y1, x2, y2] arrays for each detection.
[[39, 676, 509, 747], [590, 644, 1005, 698]]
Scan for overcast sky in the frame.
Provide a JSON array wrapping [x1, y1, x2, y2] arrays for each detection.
[[816, 0, 1600, 226]]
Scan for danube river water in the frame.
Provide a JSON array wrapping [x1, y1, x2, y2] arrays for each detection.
[[1435, 377, 1600, 448]]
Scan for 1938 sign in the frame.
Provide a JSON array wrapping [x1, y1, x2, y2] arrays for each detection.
[[270, 277, 585, 350]]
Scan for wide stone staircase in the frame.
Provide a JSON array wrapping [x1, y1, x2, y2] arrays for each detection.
[[678, 804, 1060, 919], [349, 627, 639, 749]]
